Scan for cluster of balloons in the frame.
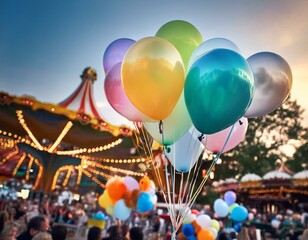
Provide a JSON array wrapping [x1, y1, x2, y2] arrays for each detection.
[[98, 176, 157, 220], [213, 191, 248, 223], [103, 19, 292, 171], [178, 209, 221, 240]]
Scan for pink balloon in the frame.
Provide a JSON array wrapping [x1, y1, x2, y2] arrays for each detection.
[[104, 62, 150, 122], [202, 117, 248, 153]]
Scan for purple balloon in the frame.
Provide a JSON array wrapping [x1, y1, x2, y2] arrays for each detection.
[[104, 62, 149, 122], [103, 38, 135, 74], [224, 191, 237, 206]]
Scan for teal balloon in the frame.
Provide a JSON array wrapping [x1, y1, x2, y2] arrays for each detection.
[[166, 127, 204, 172], [184, 49, 254, 134], [230, 206, 248, 222], [114, 200, 131, 220], [144, 92, 192, 146]]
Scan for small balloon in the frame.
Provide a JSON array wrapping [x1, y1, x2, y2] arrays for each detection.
[[214, 198, 229, 217], [224, 191, 237, 206], [114, 199, 132, 220], [182, 224, 195, 238], [197, 229, 214, 240], [103, 38, 135, 74], [123, 176, 139, 192], [137, 192, 154, 213], [245, 52, 292, 118], [230, 206, 248, 222]]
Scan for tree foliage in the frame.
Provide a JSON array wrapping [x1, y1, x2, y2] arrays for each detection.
[[213, 97, 307, 180]]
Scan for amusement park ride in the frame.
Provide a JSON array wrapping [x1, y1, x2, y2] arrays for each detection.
[[0, 67, 150, 194]]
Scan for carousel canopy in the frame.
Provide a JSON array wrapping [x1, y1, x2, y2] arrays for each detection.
[[293, 170, 308, 179], [263, 170, 291, 180], [240, 173, 262, 182]]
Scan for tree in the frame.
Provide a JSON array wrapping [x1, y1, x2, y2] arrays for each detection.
[[213, 97, 307, 179]]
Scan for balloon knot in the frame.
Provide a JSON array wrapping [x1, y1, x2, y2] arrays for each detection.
[[165, 146, 171, 153], [198, 133, 204, 142], [239, 120, 243, 125], [159, 120, 163, 134]]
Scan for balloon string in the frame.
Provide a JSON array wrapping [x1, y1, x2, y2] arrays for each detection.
[[188, 124, 236, 208]]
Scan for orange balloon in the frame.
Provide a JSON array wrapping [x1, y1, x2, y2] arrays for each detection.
[[106, 178, 127, 201], [121, 37, 185, 120], [197, 229, 214, 240], [139, 176, 151, 192], [191, 220, 201, 234]]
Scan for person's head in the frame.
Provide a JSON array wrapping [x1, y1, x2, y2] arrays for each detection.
[[0, 211, 9, 233], [27, 216, 49, 237], [87, 226, 102, 240], [0, 221, 18, 240], [51, 225, 67, 240], [129, 226, 144, 240], [108, 225, 122, 239], [32, 232, 52, 240]]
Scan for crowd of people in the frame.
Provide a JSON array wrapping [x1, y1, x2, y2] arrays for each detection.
[[1, 193, 308, 240]]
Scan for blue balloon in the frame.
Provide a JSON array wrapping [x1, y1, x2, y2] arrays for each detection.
[[94, 211, 105, 220], [214, 198, 229, 217], [231, 206, 248, 222], [233, 222, 242, 232], [184, 49, 254, 134], [182, 223, 195, 237], [114, 200, 131, 220], [137, 192, 154, 213], [166, 127, 204, 172]]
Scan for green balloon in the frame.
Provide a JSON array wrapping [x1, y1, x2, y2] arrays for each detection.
[[156, 20, 203, 71], [184, 49, 254, 134], [144, 92, 192, 146]]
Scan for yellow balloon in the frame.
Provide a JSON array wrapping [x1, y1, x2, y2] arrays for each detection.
[[210, 219, 220, 232], [98, 190, 114, 209], [122, 37, 185, 120]]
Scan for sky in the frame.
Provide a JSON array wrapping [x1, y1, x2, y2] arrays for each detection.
[[0, 0, 307, 127]]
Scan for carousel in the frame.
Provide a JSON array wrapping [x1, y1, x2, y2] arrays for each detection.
[[212, 165, 308, 214], [0, 67, 150, 196]]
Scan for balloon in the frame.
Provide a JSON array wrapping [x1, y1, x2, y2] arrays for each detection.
[[122, 36, 185, 120], [196, 214, 211, 229], [106, 206, 114, 216], [139, 176, 151, 192], [94, 211, 105, 220], [189, 38, 241, 69], [136, 192, 154, 213], [106, 178, 127, 201], [104, 62, 151, 122], [214, 198, 229, 217], [123, 176, 139, 192], [185, 49, 254, 134], [144, 92, 192, 146], [271, 219, 281, 229], [131, 189, 140, 209], [245, 52, 292, 118], [229, 203, 239, 214], [182, 224, 195, 238], [233, 222, 242, 232], [156, 20, 203, 71], [208, 227, 218, 239], [197, 229, 214, 240], [98, 190, 114, 209], [165, 128, 204, 172], [103, 38, 135, 74], [224, 191, 237, 206], [210, 219, 220, 232], [203, 117, 248, 153], [114, 199, 132, 220], [230, 206, 248, 222]]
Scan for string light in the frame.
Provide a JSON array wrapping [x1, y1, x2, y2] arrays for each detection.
[[79, 167, 106, 188], [0, 146, 18, 166], [63, 166, 73, 187], [13, 152, 26, 176], [26, 155, 34, 181], [48, 121, 73, 153], [16, 110, 44, 150], [33, 158, 43, 190]]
